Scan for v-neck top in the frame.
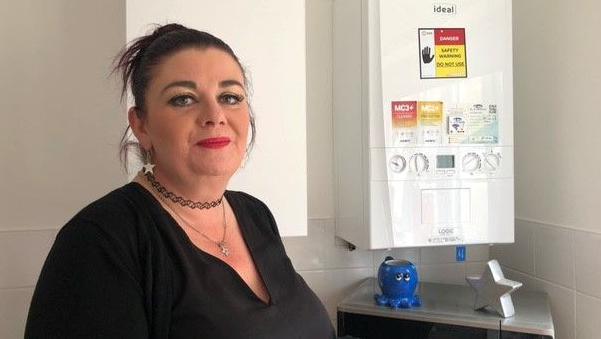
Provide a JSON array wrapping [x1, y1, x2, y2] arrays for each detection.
[[25, 183, 335, 339]]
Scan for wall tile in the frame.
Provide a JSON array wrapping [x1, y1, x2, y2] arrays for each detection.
[[0, 287, 34, 339], [532, 280, 575, 339], [465, 261, 488, 279], [502, 266, 542, 292], [283, 219, 329, 270], [283, 218, 373, 271], [534, 225, 574, 288], [503, 267, 575, 339], [372, 248, 419, 270], [490, 219, 535, 274], [299, 268, 373, 320], [0, 230, 57, 288], [466, 245, 490, 262], [574, 230, 601, 299], [420, 246, 457, 264], [575, 292, 601, 339], [419, 263, 467, 286], [419, 245, 487, 265]]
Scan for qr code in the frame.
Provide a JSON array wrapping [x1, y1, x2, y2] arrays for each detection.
[[489, 104, 497, 114]]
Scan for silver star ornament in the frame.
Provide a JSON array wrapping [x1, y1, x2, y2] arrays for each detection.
[[466, 259, 522, 318]]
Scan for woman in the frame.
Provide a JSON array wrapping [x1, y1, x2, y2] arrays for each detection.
[[25, 23, 335, 338]]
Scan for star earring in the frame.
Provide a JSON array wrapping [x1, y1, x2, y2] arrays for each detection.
[[142, 149, 155, 175]]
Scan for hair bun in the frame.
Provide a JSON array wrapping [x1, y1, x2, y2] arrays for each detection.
[[149, 23, 188, 38]]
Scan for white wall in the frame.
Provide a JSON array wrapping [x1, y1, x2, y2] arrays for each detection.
[[0, 1, 126, 231], [0, 1, 126, 338], [491, 0, 601, 338]]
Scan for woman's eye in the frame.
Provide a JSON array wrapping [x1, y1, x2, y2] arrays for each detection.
[[220, 94, 244, 105], [169, 95, 196, 107]]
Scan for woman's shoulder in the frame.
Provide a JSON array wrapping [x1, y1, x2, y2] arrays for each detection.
[[224, 190, 275, 220], [225, 190, 267, 208], [76, 182, 146, 218], [57, 183, 154, 249], [225, 190, 280, 237]]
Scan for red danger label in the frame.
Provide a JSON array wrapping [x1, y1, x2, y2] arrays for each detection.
[[435, 29, 465, 45]]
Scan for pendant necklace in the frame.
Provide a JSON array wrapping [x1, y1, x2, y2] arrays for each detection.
[[152, 183, 230, 257]]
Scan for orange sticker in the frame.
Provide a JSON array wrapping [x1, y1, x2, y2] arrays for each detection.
[[391, 101, 417, 128], [418, 101, 443, 126]]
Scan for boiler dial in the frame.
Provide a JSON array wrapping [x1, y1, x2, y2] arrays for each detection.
[[409, 153, 429, 174], [389, 155, 407, 173], [482, 152, 501, 172], [462, 152, 481, 173]]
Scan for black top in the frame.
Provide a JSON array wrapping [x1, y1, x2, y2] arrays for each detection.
[[25, 183, 335, 338]]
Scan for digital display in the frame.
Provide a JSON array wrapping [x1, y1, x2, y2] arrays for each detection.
[[437, 155, 455, 169]]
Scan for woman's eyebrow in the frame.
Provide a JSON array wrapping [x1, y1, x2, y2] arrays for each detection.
[[160, 79, 244, 93], [220, 79, 244, 89], [161, 80, 196, 94]]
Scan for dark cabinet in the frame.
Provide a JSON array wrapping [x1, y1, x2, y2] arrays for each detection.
[[337, 278, 554, 339]]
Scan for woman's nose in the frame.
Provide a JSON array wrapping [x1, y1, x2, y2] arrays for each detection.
[[197, 98, 225, 127]]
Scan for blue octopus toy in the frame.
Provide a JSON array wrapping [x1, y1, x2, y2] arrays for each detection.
[[375, 256, 421, 309]]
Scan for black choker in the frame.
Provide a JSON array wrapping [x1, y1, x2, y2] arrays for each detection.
[[144, 172, 223, 210]]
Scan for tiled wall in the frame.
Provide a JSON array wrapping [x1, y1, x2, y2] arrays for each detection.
[[0, 229, 58, 338], [282, 218, 491, 323], [498, 1, 601, 338], [491, 220, 601, 339]]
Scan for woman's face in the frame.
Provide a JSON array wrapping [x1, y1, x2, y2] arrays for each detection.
[[131, 47, 250, 181]]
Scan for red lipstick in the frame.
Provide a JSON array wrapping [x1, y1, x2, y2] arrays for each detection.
[[197, 137, 231, 149]]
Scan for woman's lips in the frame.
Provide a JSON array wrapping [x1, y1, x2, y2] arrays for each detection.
[[197, 137, 231, 149]]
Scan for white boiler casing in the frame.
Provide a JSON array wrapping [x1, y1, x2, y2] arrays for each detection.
[[333, 0, 514, 249]]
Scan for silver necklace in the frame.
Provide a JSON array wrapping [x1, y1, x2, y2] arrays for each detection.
[[155, 187, 230, 257]]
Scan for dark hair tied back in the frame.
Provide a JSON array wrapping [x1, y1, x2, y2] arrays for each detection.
[[112, 23, 256, 172], [114, 23, 186, 108]]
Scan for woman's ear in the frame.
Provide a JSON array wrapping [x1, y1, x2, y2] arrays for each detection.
[[128, 107, 151, 150]]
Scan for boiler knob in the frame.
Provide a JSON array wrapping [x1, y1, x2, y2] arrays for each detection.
[[482, 152, 501, 172], [409, 153, 429, 174], [389, 155, 407, 173], [462, 152, 481, 173]]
